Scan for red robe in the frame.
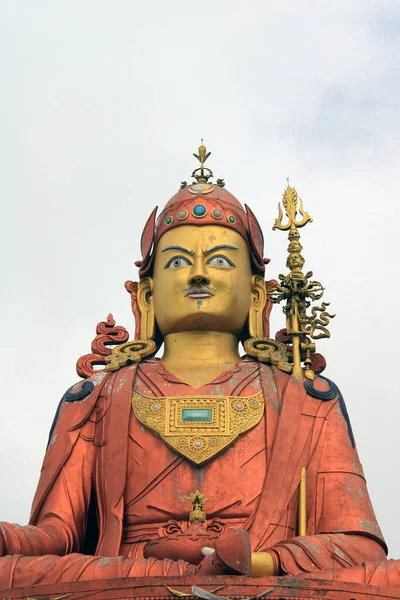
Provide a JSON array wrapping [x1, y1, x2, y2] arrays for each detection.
[[0, 358, 394, 588]]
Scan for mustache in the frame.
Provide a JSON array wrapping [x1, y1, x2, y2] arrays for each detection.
[[183, 283, 216, 297]]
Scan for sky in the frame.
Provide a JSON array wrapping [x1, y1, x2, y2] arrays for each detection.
[[1, 0, 399, 559]]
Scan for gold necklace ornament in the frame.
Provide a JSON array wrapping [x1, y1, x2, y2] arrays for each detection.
[[105, 340, 157, 371], [132, 390, 264, 465], [243, 337, 292, 373]]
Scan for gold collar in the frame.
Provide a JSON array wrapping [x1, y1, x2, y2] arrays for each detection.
[[132, 391, 264, 465]]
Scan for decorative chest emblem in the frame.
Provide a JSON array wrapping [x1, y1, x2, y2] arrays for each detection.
[[132, 391, 264, 465]]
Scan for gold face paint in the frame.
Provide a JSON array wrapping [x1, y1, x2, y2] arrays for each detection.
[[152, 225, 253, 338]]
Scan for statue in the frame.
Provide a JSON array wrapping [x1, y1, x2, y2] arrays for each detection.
[[1, 145, 400, 599]]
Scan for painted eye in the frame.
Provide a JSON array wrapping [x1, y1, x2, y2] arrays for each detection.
[[206, 255, 235, 268], [165, 255, 193, 269]]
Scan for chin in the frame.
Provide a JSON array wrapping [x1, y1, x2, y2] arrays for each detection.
[[160, 310, 245, 336]]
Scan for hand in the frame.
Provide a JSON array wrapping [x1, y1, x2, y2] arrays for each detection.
[[202, 546, 277, 577], [189, 529, 252, 576], [250, 551, 276, 576]]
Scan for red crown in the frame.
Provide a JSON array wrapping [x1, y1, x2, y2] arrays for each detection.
[[137, 183, 269, 277]]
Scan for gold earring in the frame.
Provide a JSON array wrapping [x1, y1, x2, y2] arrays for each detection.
[[248, 275, 266, 338], [137, 277, 156, 341], [245, 275, 292, 374], [105, 277, 157, 372]]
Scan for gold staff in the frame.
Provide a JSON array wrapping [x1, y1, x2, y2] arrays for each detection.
[[298, 467, 307, 536], [269, 182, 335, 380]]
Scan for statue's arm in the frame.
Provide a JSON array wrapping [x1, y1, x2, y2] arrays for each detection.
[[0, 377, 103, 558], [266, 390, 387, 576], [0, 425, 95, 557]]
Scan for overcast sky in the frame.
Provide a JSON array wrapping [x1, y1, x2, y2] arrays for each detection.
[[1, 0, 399, 558]]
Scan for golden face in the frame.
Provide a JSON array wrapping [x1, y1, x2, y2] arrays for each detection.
[[151, 225, 254, 337]]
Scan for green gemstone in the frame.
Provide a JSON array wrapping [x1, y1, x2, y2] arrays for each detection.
[[228, 215, 236, 223], [166, 216, 173, 225], [181, 408, 213, 422]]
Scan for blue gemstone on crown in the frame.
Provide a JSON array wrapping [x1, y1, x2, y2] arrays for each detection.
[[193, 204, 207, 217]]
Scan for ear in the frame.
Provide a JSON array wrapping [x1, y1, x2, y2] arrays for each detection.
[[137, 277, 155, 340], [248, 275, 267, 338]]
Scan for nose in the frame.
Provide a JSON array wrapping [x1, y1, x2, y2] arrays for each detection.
[[187, 246, 210, 286]]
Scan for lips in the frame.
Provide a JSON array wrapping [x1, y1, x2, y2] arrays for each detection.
[[185, 288, 215, 298]]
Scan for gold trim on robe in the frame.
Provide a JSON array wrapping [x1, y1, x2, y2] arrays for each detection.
[[132, 391, 264, 465]]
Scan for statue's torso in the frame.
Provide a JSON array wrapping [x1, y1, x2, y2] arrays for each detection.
[[120, 357, 267, 558], [30, 356, 385, 567]]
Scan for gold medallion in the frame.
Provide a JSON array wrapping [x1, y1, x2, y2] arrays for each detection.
[[188, 183, 214, 195], [132, 391, 264, 465]]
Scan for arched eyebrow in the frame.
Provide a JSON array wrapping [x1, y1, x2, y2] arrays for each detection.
[[161, 245, 194, 254], [204, 245, 239, 254]]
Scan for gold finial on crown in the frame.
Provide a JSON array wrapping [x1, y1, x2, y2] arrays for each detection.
[[194, 138, 211, 167], [192, 140, 213, 183], [179, 142, 225, 189]]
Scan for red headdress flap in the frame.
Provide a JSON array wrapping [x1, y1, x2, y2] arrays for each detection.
[[245, 204, 268, 273], [140, 206, 158, 258], [139, 206, 158, 278]]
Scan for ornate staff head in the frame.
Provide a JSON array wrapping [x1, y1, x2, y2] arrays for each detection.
[[269, 181, 335, 379]]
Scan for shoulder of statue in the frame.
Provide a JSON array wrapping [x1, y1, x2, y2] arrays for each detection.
[[46, 371, 114, 449], [62, 371, 110, 402], [304, 374, 340, 402], [304, 374, 355, 448], [263, 368, 341, 410], [56, 363, 138, 421], [61, 369, 116, 408]]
